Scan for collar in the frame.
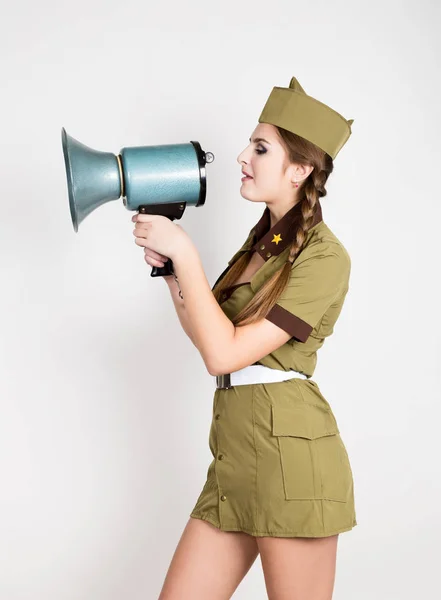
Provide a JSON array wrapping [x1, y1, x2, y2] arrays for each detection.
[[246, 198, 323, 261]]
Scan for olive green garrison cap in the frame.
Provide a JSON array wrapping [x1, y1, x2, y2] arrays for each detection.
[[258, 76, 354, 160]]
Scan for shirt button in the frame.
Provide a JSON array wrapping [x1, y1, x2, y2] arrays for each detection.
[[266, 252, 272, 258], [220, 495, 227, 501], [260, 244, 265, 250], [215, 414, 220, 420], [218, 454, 224, 460]]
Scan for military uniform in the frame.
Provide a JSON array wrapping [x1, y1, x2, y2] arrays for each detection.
[[190, 75, 357, 537], [189, 199, 357, 537]]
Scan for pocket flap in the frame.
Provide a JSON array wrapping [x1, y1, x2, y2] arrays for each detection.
[[271, 403, 340, 439]]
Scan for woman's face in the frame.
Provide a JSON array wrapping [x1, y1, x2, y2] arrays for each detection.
[[236, 123, 297, 204]]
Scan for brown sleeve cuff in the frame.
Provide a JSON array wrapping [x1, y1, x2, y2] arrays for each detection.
[[265, 304, 313, 343]]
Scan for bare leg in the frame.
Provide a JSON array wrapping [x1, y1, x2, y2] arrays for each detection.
[[158, 517, 260, 600], [257, 534, 339, 600]]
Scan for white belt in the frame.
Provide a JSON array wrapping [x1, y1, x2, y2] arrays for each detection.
[[214, 364, 309, 389]]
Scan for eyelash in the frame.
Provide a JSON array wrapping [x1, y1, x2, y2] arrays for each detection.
[[255, 147, 266, 154]]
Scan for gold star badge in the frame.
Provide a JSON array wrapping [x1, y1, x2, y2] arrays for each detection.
[[271, 233, 283, 245]]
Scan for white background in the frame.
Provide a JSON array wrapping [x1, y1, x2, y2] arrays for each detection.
[[1, 0, 440, 598]]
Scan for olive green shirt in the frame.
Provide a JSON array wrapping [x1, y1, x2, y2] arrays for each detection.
[[212, 199, 351, 378]]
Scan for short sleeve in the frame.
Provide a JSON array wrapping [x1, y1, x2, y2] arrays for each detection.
[[265, 244, 351, 342]]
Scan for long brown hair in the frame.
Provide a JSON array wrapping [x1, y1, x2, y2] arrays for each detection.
[[213, 126, 334, 328]]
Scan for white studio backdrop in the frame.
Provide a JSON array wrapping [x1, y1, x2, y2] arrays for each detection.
[[1, 0, 440, 598]]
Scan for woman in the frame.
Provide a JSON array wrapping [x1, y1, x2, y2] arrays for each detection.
[[132, 76, 357, 599]]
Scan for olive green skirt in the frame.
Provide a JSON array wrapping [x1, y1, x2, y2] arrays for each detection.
[[190, 377, 357, 538]]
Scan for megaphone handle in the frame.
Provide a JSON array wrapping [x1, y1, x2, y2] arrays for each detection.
[[148, 212, 175, 278], [136, 206, 181, 280], [151, 257, 175, 278]]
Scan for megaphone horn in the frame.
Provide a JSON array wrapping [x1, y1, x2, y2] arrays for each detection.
[[61, 128, 123, 233]]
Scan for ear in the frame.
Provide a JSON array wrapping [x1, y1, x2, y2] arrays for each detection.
[[294, 164, 314, 182]]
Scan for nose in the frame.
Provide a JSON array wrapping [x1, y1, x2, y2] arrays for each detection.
[[237, 147, 247, 166]]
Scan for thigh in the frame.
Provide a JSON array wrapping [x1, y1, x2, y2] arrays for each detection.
[[256, 534, 339, 600], [158, 517, 260, 600]]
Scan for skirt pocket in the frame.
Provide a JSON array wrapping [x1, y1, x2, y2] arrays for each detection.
[[271, 402, 352, 503]]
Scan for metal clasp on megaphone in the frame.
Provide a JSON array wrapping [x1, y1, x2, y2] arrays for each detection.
[[61, 127, 215, 278]]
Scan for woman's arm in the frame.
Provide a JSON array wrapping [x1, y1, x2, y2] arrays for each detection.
[[171, 247, 237, 374], [163, 274, 198, 348], [171, 246, 294, 376], [133, 214, 292, 374]]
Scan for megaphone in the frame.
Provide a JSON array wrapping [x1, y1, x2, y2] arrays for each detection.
[[61, 127, 215, 277]]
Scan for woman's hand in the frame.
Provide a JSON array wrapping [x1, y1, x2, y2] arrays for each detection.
[[131, 213, 194, 276], [142, 246, 169, 269]]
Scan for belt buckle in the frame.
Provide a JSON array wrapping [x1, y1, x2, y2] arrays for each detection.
[[216, 373, 232, 389]]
